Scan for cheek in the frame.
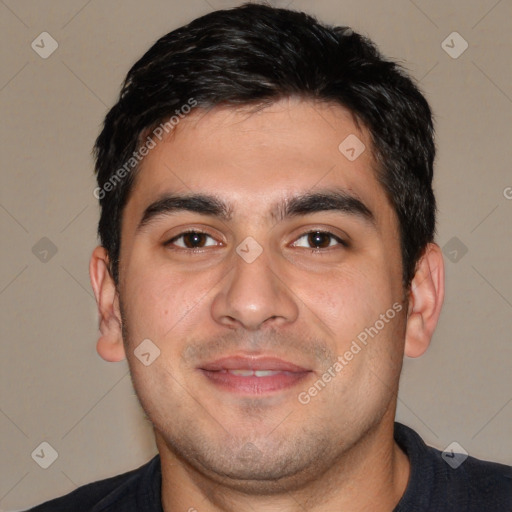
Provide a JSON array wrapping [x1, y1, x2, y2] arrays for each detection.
[[295, 262, 397, 341], [121, 256, 224, 345], [128, 355, 194, 428]]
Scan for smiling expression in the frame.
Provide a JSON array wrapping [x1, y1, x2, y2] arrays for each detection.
[[108, 97, 408, 489]]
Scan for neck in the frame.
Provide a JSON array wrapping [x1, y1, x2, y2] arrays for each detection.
[[157, 411, 410, 512]]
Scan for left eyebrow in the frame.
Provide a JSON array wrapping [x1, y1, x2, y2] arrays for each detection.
[[274, 189, 376, 227]]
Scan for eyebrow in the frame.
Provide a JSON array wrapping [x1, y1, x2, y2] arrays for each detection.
[[136, 189, 375, 232], [275, 189, 375, 225], [137, 194, 233, 231]]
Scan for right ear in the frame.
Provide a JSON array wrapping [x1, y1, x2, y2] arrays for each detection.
[[89, 246, 126, 362]]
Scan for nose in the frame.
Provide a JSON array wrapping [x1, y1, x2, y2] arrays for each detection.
[[210, 245, 299, 331]]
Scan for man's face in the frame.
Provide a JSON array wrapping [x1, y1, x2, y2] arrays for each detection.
[[117, 98, 407, 489]]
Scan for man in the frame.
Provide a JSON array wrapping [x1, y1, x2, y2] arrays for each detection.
[[30, 3, 511, 511]]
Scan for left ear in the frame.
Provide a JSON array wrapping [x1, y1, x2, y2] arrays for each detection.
[[404, 243, 445, 358]]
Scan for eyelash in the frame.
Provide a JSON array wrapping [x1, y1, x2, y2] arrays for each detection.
[[293, 231, 348, 251], [165, 230, 219, 250], [164, 230, 347, 252]]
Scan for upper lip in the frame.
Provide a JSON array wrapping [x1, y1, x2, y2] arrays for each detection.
[[199, 355, 310, 372]]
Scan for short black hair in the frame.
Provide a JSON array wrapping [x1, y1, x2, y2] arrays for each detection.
[[94, 2, 436, 287]]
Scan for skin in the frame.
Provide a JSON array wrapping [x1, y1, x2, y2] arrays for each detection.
[[90, 97, 444, 511]]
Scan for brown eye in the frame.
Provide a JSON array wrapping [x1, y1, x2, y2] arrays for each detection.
[[167, 231, 218, 249], [293, 231, 345, 249], [308, 232, 332, 248]]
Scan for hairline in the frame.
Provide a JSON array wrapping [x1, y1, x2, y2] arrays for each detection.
[[111, 96, 404, 285]]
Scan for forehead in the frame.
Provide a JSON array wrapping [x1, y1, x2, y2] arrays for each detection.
[[124, 98, 393, 225]]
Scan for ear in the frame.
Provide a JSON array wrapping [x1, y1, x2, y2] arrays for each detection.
[[89, 246, 126, 362], [404, 243, 445, 358]]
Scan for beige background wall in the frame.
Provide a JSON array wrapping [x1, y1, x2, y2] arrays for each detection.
[[1, 0, 511, 510]]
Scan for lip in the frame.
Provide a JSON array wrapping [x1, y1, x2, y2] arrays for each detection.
[[199, 355, 310, 372], [198, 355, 312, 395]]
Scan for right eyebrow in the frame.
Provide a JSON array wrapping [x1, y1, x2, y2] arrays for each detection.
[[136, 193, 233, 233]]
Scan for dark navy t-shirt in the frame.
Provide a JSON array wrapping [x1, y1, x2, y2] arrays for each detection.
[[28, 423, 511, 511]]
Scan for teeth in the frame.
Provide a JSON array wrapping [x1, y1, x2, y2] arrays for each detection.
[[227, 370, 282, 377], [228, 370, 255, 376]]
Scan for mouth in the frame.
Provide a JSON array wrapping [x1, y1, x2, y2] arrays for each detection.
[[198, 355, 313, 395]]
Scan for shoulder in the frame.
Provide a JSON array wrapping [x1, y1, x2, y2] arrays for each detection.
[[26, 455, 161, 512], [394, 422, 512, 511], [454, 452, 512, 507]]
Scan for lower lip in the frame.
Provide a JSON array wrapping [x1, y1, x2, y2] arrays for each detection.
[[199, 369, 311, 394]]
